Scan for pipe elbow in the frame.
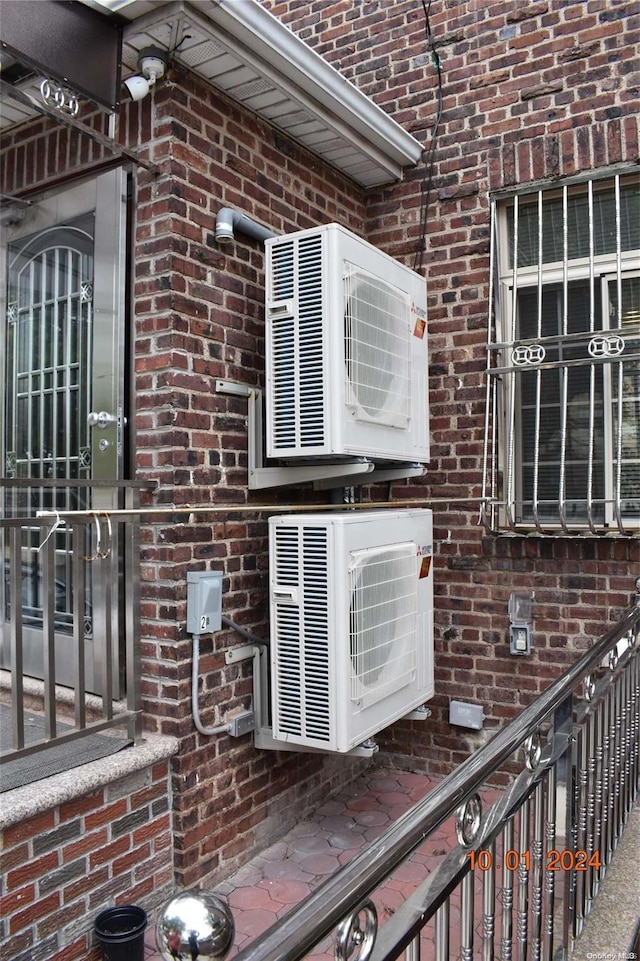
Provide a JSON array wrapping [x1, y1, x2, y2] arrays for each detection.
[[214, 207, 236, 244], [214, 208, 278, 245]]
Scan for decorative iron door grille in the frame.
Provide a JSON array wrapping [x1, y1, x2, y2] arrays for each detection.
[[1, 169, 127, 692]]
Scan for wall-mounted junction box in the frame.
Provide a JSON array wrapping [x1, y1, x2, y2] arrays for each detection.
[[450, 700, 484, 730], [508, 591, 534, 655], [186, 571, 223, 635]]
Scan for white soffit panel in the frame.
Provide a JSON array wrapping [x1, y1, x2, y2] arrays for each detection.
[[2, 0, 423, 186], [119, 0, 423, 187]]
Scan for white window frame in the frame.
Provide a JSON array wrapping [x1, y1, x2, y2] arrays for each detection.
[[482, 168, 640, 536]]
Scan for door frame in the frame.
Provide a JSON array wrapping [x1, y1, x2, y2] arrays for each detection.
[[1, 166, 130, 694]]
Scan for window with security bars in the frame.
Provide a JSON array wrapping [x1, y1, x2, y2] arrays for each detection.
[[482, 170, 640, 535]]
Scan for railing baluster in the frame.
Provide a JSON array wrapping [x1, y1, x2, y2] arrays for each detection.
[[574, 721, 587, 937], [434, 900, 449, 961], [593, 694, 605, 898], [9, 525, 24, 750], [631, 642, 640, 802], [124, 510, 144, 744], [558, 692, 576, 953], [584, 709, 597, 914], [501, 818, 514, 961], [101, 543, 114, 715], [516, 798, 530, 961], [460, 871, 474, 961], [603, 685, 615, 863], [542, 766, 556, 961], [42, 526, 57, 740], [482, 840, 495, 961], [404, 935, 420, 961], [620, 647, 631, 822], [612, 663, 623, 848], [72, 521, 86, 730], [530, 782, 544, 960]]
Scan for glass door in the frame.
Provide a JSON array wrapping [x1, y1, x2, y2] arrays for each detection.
[[1, 169, 127, 692]]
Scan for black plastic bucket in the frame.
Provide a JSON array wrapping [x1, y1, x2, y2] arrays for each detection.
[[94, 905, 147, 961]]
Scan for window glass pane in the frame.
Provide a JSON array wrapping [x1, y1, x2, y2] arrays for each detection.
[[515, 281, 606, 524], [508, 180, 640, 268], [515, 281, 603, 342]]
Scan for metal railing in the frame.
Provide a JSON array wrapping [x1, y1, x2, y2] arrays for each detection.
[[0, 480, 153, 764], [233, 594, 640, 961]]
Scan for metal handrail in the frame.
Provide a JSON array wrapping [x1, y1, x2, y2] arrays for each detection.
[[0, 478, 158, 489], [234, 600, 640, 961], [0, 489, 146, 763]]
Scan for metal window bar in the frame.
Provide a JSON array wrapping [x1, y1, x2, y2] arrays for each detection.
[[0, 480, 153, 763], [225, 596, 640, 961], [482, 172, 640, 535]]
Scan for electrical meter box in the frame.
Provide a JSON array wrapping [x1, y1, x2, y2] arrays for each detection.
[[186, 571, 223, 634]]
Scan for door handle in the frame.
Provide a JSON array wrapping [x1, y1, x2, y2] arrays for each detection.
[[88, 410, 117, 429]]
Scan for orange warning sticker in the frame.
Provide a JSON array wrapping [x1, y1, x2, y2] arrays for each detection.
[[413, 317, 426, 339], [419, 555, 432, 579]]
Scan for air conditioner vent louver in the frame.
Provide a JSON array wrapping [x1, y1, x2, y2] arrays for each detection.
[[270, 242, 295, 301], [272, 525, 331, 743], [269, 233, 325, 451], [266, 224, 429, 463], [269, 510, 434, 753]]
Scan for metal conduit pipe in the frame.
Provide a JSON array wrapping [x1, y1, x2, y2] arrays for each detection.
[[192, 634, 231, 736], [192, 619, 267, 736], [221, 614, 268, 648], [214, 207, 278, 244]]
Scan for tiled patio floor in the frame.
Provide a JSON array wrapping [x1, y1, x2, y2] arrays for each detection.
[[143, 767, 474, 961]]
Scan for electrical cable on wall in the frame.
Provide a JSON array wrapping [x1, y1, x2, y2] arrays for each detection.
[[413, 0, 444, 274]]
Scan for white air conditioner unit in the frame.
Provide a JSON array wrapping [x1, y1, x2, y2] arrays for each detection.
[[268, 509, 434, 753], [265, 224, 428, 464]]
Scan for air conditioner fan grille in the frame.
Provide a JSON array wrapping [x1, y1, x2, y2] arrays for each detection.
[[349, 543, 417, 710], [344, 267, 411, 428]]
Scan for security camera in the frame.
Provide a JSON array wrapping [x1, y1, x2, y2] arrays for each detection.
[[123, 75, 151, 101], [123, 46, 168, 101]]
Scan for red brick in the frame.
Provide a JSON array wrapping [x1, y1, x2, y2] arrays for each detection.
[[0, 882, 35, 917], [89, 834, 131, 868], [10, 891, 60, 933], [3, 810, 56, 848], [62, 828, 109, 863], [84, 799, 128, 832], [7, 851, 59, 891]]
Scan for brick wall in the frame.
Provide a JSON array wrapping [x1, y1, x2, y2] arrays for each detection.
[[0, 762, 173, 961], [261, 0, 640, 771]]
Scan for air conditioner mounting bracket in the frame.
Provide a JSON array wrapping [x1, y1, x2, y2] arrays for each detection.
[[215, 380, 425, 490], [224, 637, 430, 757]]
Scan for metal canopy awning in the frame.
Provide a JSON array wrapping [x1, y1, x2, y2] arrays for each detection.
[[0, 0, 423, 188]]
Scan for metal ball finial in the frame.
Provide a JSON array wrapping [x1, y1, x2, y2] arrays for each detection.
[[156, 891, 235, 961]]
